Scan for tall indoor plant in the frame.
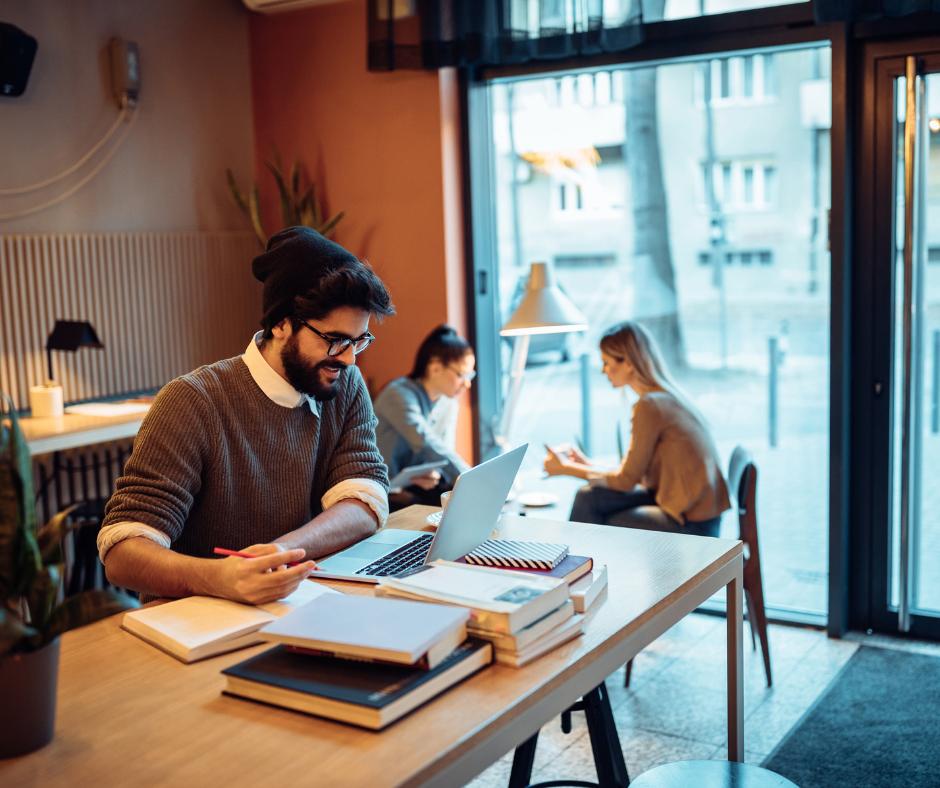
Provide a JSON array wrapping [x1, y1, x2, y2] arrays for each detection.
[[226, 152, 345, 247], [0, 397, 138, 757]]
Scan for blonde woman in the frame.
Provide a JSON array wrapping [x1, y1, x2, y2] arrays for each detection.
[[544, 321, 730, 536]]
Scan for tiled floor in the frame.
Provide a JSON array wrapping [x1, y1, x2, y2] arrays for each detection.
[[465, 615, 859, 787]]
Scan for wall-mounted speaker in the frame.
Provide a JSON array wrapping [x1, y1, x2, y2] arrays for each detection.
[[0, 22, 38, 97]]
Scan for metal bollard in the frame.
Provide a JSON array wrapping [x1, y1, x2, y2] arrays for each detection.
[[769, 336, 779, 448], [580, 352, 592, 456]]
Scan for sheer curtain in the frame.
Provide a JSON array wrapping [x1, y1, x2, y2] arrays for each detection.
[[368, 0, 644, 71]]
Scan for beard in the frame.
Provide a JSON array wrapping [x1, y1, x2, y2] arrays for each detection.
[[280, 334, 346, 401]]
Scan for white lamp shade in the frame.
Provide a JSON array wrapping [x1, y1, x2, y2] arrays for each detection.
[[500, 262, 588, 336]]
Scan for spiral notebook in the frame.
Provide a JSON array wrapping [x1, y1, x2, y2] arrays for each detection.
[[463, 539, 568, 570]]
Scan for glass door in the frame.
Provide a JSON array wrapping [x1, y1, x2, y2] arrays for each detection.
[[868, 46, 940, 638]]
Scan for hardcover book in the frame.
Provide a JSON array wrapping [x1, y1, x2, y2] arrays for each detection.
[[376, 560, 569, 634], [260, 594, 468, 669], [222, 639, 493, 730]]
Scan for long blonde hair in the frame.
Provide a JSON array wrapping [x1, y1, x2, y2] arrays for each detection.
[[599, 321, 703, 423]]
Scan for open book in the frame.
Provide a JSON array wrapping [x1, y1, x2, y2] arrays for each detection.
[[122, 581, 339, 663]]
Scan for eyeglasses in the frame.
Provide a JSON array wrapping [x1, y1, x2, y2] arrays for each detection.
[[297, 318, 375, 357], [449, 366, 476, 383]]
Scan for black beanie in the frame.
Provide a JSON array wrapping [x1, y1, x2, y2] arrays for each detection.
[[251, 226, 360, 330]]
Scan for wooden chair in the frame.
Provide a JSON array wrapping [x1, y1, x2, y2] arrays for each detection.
[[624, 445, 772, 688]]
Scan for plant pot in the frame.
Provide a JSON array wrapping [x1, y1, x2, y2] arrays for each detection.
[[0, 638, 60, 758]]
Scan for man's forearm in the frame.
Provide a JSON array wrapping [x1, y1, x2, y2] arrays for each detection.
[[104, 537, 219, 599], [275, 499, 378, 559]]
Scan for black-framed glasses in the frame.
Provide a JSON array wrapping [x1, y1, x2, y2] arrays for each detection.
[[297, 318, 375, 357], [449, 365, 476, 383]]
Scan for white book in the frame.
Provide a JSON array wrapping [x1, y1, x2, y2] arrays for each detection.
[[469, 600, 574, 652], [494, 613, 585, 668], [122, 580, 339, 663], [570, 564, 608, 613], [260, 595, 469, 669], [376, 560, 569, 634]]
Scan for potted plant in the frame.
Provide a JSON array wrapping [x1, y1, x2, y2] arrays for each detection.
[[226, 151, 345, 247], [0, 398, 138, 758]]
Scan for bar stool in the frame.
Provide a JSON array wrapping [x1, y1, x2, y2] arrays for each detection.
[[627, 760, 796, 787]]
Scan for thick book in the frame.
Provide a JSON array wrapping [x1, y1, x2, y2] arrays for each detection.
[[121, 581, 338, 663], [458, 554, 593, 586], [260, 594, 468, 670], [570, 564, 608, 613], [222, 639, 493, 730], [463, 539, 568, 570], [469, 599, 575, 652], [376, 560, 570, 635], [494, 613, 585, 668]]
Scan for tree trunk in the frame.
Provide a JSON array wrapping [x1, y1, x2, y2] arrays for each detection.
[[624, 0, 687, 369]]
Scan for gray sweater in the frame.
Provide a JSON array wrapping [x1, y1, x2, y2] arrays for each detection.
[[102, 356, 387, 557], [373, 376, 470, 484]]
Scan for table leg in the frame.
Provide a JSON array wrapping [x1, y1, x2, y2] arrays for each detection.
[[727, 558, 744, 761]]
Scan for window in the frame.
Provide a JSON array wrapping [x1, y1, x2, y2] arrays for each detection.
[[697, 249, 775, 266], [557, 181, 584, 213], [701, 160, 777, 209], [697, 54, 777, 105], [477, 45, 831, 621]]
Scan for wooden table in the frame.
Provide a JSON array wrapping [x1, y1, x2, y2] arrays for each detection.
[[0, 507, 744, 788], [18, 404, 150, 456]]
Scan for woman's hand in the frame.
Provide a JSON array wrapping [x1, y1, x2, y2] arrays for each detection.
[[543, 445, 569, 477], [410, 469, 442, 491], [565, 445, 591, 465]]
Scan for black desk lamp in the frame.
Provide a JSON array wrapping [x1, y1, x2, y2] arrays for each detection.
[[45, 320, 104, 383]]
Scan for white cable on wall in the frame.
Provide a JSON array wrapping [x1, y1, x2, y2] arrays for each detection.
[[0, 110, 138, 222], [0, 109, 128, 195]]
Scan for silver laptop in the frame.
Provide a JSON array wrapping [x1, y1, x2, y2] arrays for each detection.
[[315, 444, 528, 583]]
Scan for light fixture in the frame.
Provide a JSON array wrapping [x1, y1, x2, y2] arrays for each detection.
[[29, 320, 104, 418], [495, 261, 588, 448]]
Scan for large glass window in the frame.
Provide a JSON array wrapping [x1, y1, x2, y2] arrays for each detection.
[[479, 44, 832, 618]]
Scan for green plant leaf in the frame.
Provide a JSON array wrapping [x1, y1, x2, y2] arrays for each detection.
[[0, 607, 38, 657], [36, 504, 81, 564], [38, 589, 139, 648], [248, 187, 267, 248], [266, 159, 296, 227], [290, 161, 301, 203], [24, 564, 60, 634], [309, 182, 322, 227], [318, 211, 345, 238], [225, 168, 249, 215], [0, 396, 41, 601]]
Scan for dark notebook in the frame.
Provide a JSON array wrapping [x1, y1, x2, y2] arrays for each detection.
[[222, 638, 492, 730]]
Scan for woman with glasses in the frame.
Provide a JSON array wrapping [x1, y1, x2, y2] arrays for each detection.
[[543, 320, 730, 537], [374, 324, 475, 510]]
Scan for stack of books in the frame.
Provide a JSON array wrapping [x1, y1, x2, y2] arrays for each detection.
[[377, 560, 584, 667], [221, 594, 492, 729]]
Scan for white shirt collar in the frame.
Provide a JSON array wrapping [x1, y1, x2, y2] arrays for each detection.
[[242, 331, 320, 415]]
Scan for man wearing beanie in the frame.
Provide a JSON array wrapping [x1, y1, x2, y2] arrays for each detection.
[[97, 227, 395, 604]]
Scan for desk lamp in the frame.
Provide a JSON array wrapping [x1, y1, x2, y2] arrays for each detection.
[[29, 320, 104, 418], [496, 261, 587, 449]]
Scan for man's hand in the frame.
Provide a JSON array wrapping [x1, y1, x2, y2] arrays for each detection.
[[410, 469, 442, 491], [213, 543, 315, 605]]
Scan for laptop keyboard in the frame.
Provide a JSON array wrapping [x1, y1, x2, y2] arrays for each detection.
[[356, 532, 435, 577]]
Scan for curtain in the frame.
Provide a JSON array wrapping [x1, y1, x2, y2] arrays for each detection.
[[815, 0, 940, 22], [368, 0, 644, 72]]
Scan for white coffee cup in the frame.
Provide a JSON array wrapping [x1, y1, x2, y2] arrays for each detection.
[[440, 490, 452, 510]]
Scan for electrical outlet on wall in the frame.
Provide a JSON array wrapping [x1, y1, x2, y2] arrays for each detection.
[[108, 37, 140, 109]]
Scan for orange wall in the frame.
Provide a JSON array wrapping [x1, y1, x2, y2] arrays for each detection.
[[249, 0, 473, 459]]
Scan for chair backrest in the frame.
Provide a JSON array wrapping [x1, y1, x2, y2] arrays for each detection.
[[727, 445, 758, 546]]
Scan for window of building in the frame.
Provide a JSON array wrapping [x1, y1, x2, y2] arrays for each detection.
[[701, 160, 777, 209], [696, 54, 777, 105]]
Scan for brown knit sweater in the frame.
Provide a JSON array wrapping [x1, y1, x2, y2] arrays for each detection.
[[102, 356, 387, 557], [602, 391, 731, 524]]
